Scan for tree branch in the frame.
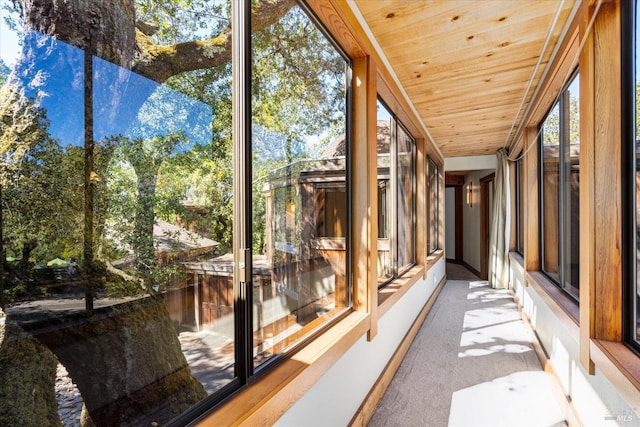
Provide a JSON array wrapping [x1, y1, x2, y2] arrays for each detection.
[[104, 259, 145, 288], [135, 20, 159, 36], [132, 0, 296, 82]]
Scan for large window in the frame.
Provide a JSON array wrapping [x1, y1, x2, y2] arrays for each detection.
[[539, 72, 580, 299], [428, 157, 440, 255], [252, 5, 351, 369], [377, 100, 416, 287], [0, 1, 349, 424]]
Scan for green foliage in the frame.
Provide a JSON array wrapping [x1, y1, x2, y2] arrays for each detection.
[[0, 60, 10, 87], [104, 280, 143, 298], [0, 86, 84, 265], [251, 6, 346, 145], [104, 132, 188, 274], [3, 283, 29, 303], [542, 91, 579, 146], [160, 62, 235, 251], [1, 0, 347, 302], [135, 0, 229, 44]]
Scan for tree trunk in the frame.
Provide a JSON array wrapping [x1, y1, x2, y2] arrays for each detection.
[[84, 39, 96, 315], [133, 169, 160, 276], [19, 298, 206, 426], [23, 0, 136, 69]]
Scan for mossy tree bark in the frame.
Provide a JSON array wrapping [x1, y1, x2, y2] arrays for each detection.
[[0, 310, 61, 426], [32, 298, 206, 426]]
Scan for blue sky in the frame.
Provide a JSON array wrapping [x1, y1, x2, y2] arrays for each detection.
[[1, 22, 212, 150]]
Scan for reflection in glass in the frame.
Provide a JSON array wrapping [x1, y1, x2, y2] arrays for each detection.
[[397, 125, 416, 273], [251, 4, 350, 369], [377, 102, 393, 285], [542, 103, 561, 284], [428, 158, 439, 254], [0, 2, 236, 424], [375, 100, 416, 286], [564, 76, 580, 296], [540, 73, 580, 298]]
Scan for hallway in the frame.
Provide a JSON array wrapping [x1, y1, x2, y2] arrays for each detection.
[[369, 263, 567, 427]]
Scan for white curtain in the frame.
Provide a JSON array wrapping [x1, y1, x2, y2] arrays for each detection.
[[488, 149, 510, 289]]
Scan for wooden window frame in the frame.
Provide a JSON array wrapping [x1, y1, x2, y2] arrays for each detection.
[[427, 157, 440, 255], [515, 0, 640, 399], [622, 0, 640, 355], [538, 70, 580, 301], [376, 97, 417, 289], [579, 0, 623, 355], [178, 1, 358, 423], [197, 0, 444, 423]]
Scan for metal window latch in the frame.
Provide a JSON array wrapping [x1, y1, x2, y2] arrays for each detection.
[[238, 248, 251, 283]]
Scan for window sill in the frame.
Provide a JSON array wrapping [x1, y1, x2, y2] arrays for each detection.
[[590, 340, 640, 416], [426, 249, 444, 270], [195, 310, 370, 426], [378, 264, 426, 317], [509, 251, 524, 274], [525, 270, 580, 332]]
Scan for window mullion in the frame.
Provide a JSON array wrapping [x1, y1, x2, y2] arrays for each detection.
[[232, 0, 253, 382], [390, 119, 398, 277], [539, 126, 546, 275], [559, 89, 568, 290]]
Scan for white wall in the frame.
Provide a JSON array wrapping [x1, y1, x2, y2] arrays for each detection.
[[510, 265, 640, 426], [445, 155, 497, 172], [275, 258, 446, 427], [445, 187, 456, 259]]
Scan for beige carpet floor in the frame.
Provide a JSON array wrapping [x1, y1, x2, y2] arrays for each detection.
[[368, 263, 566, 427]]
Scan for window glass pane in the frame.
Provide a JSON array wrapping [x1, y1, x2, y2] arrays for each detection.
[[377, 101, 393, 285], [542, 103, 561, 284], [540, 72, 579, 298], [317, 185, 347, 238], [397, 125, 415, 272], [564, 75, 580, 297], [1, 2, 234, 424], [428, 158, 439, 254], [251, 4, 350, 369], [516, 158, 524, 255], [634, 1, 640, 343]]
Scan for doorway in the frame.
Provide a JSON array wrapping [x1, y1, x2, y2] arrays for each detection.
[[480, 172, 495, 280], [445, 174, 464, 263]]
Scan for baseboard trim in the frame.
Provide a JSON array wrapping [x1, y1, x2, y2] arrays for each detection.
[[349, 274, 448, 426], [461, 260, 480, 278], [511, 290, 583, 427]]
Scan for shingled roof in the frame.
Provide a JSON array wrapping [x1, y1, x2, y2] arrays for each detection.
[[321, 120, 391, 158], [153, 220, 219, 254]]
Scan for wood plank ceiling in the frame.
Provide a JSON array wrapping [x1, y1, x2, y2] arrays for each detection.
[[352, 0, 578, 158]]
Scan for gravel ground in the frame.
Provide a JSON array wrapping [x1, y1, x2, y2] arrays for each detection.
[[56, 364, 82, 427]]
